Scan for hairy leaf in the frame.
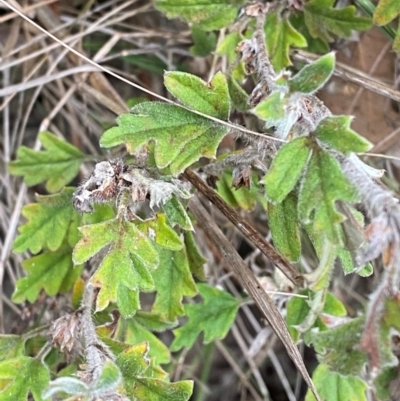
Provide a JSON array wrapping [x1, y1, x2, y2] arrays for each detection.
[[118, 319, 170, 365], [264, 12, 307, 72], [287, 290, 347, 342], [8, 131, 84, 192], [374, 0, 400, 25], [0, 357, 50, 401], [163, 196, 193, 230], [374, 0, 400, 51], [152, 246, 198, 322], [315, 116, 372, 154], [164, 72, 230, 119], [305, 364, 367, 401], [190, 26, 216, 56], [268, 194, 301, 261], [289, 52, 335, 94], [264, 137, 312, 203], [298, 148, 358, 244], [117, 343, 193, 401], [309, 317, 367, 375], [251, 91, 286, 123], [155, 0, 244, 31], [0, 336, 24, 362], [73, 218, 160, 316], [100, 103, 228, 175], [136, 214, 183, 250], [184, 231, 206, 280], [216, 170, 259, 210], [171, 283, 239, 351], [304, 0, 372, 42], [13, 249, 82, 303], [13, 188, 79, 254]]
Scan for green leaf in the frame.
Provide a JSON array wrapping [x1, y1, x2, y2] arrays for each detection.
[[305, 364, 367, 401], [117, 343, 193, 401], [100, 103, 228, 175], [164, 72, 230, 120], [118, 319, 170, 365], [216, 170, 259, 210], [264, 137, 312, 203], [304, 0, 372, 42], [92, 360, 121, 394], [136, 214, 183, 250], [374, 367, 398, 401], [264, 12, 307, 72], [155, 0, 244, 31], [308, 317, 367, 375], [163, 196, 193, 230], [134, 311, 178, 332], [216, 32, 242, 63], [323, 293, 347, 317], [190, 25, 217, 57], [289, 53, 335, 94], [374, 0, 400, 25], [251, 91, 286, 122], [0, 357, 50, 401], [152, 246, 198, 322], [298, 148, 358, 244], [290, 13, 330, 54], [183, 231, 206, 280], [227, 76, 249, 112], [13, 188, 78, 254], [8, 131, 84, 192], [13, 249, 82, 303], [0, 336, 24, 362], [268, 194, 301, 261], [286, 290, 347, 342], [73, 218, 159, 316], [315, 116, 372, 154], [171, 283, 239, 351]]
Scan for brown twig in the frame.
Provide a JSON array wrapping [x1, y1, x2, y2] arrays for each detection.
[[188, 197, 320, 401], [183, 169, 303, 287]]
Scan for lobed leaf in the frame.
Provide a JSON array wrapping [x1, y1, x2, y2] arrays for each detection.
[[8, 131, 84, 192], [305, 364, 367, 401], [171, 283, 239, 351], [315, 116, 372, 155], [304, 0, 372, 42], [116, 343, 193, 401], [298, 148, 358, 244], [13, 250, 82, 303], [100, 103, 229, 175], [289, 52, 335, 94], [164, 71, 230, 120], [73, 218, 159, 317], [264, 12, 307, 72], [13, 188, 79, 254], [0, 357, 50, 401], [268, 194, 301, 261], [155, 0, 244, 31], [136, 214, 183, 250], [152, 246, 198, 322], [118, 319, 171, 365], [264, 137, 312, 203]]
